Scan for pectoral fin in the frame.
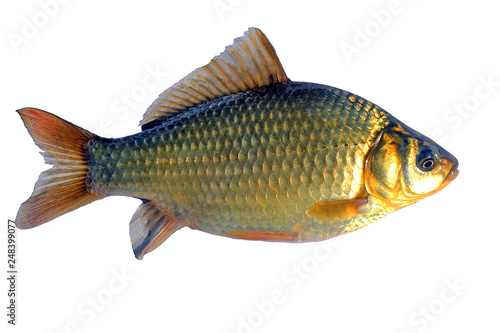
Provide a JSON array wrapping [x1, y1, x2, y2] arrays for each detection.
[[129, 200, 185, 260], [306, 198, 370, 224]]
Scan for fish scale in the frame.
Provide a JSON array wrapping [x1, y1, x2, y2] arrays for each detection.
[[86, 82, 390, 240]]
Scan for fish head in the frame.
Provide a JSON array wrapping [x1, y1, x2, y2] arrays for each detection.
[[365, 121, 459, 209]]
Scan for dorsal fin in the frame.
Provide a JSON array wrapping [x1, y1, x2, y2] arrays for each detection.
[[140, 27, 289, 130]]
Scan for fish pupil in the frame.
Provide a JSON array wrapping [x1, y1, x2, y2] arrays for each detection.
[[422, 158, 434, 169]]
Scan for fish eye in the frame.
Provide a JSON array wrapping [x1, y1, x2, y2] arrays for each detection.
[[417, 148, 436, 171]]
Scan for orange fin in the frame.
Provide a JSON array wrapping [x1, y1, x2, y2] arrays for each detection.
[[16, 108, 102, 229], [140, 27, 289, 130], [306, 198, 370, 223], [226, 230, 298, 242], [129, 201, 185, 260]]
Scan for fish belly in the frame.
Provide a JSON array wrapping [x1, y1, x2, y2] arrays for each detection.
[[87, 82, 391, 241]]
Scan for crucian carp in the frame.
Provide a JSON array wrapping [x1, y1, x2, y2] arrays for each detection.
[[16, 28, 458, 259]]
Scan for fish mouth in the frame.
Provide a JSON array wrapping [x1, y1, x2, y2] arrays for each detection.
[[447, 166, 459, 181], [441, 158, 459, 188]]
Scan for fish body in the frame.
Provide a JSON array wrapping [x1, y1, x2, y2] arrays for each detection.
[[16, 28, 458, 259], [88, 82, 391, 240]]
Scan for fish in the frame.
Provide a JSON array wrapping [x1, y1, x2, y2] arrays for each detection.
[[16, 28, 458, 260]]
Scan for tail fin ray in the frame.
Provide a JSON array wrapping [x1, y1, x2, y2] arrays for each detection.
[[16, 108, 102, 229]]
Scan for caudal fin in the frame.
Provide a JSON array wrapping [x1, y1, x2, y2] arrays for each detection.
[[16, 108, 103, 229]]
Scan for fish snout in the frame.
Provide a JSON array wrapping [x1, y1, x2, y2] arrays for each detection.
[[440, 152, 459, 185]]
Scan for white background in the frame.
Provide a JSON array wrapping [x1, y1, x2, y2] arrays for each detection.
[[1, 0, 500, 332]]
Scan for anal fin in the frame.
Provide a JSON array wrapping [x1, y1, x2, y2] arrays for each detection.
[[226, 230, 298, 242], [129, 200, 184, 260]]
